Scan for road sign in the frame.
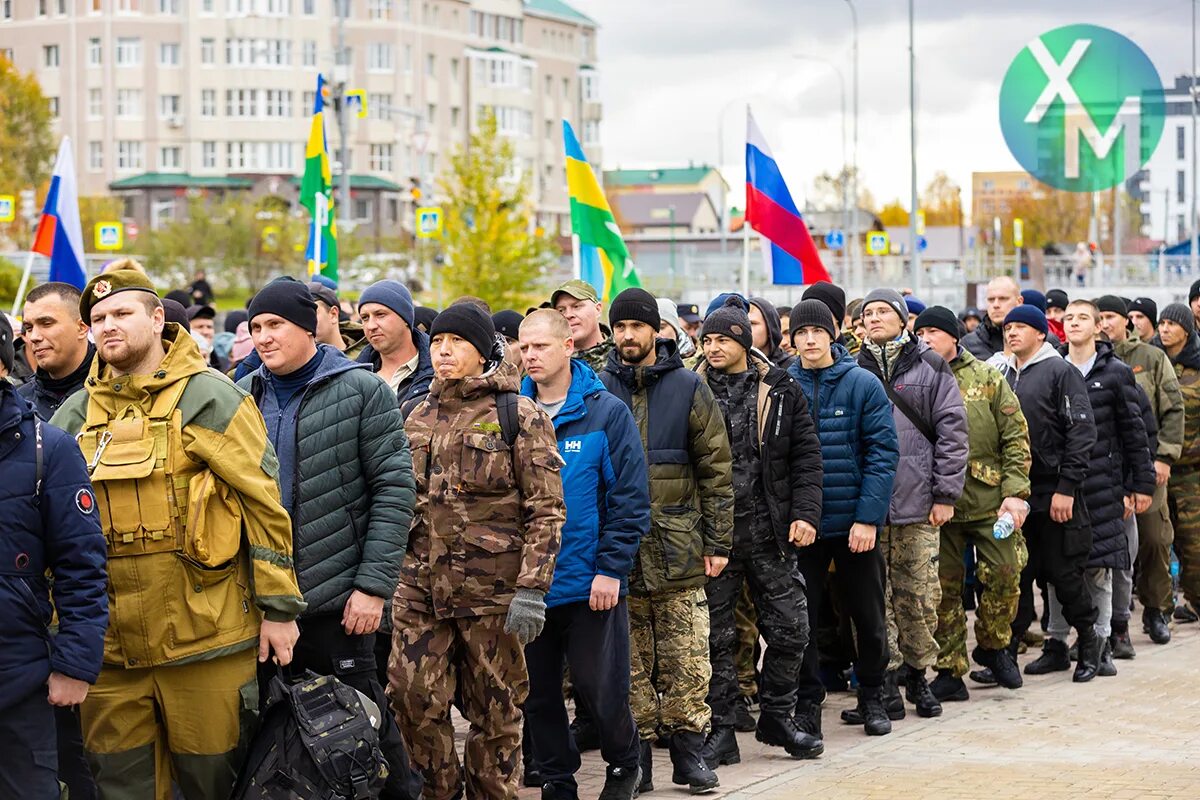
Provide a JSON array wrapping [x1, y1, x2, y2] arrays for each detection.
[[916, 210, 926, 236], [416, 206, 443, 238], [127, 221, 140, 240], [824, 229, 846, 250], [866, 231, 889, 256], [0, 195, 13, 223], [346, 89, 368, 119], [19, 189, 36, 221], [916, 235, 928, 252], [95, 221, 123, 251], [261, 224, 280, 252], [1013, 218, 1024, 248]]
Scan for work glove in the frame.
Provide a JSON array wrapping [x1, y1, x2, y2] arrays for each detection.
[[504, 589, 546, 645]]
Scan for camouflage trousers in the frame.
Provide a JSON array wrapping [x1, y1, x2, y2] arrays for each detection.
[[935, 519, 1028, 677], [705, 544, 808, 725], [388, 609, 527, 800], [880, 523, 942, 671], [1168, 468, 1200, 610], [1136, 483, 1175, 614], [628, 587, 712, 739], [734, 584, 760, 698], [80, 649, 257, 800]]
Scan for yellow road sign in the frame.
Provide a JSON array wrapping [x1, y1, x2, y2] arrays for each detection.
[[0, 195, 14, 223], [1013, 218, 1024, 248], [416, 206, 444, 238], [95, 221, 123, 251], [866, 231, 890, 256]]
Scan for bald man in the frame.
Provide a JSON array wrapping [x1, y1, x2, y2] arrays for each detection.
[[962, 277, 1059, 359]]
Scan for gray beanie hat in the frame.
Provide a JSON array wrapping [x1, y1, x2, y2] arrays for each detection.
[[862, 288, 909, 324], [1160, 303, 1196, 335]]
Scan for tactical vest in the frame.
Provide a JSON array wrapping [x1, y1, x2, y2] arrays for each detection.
[[76, 376, 260, 668]]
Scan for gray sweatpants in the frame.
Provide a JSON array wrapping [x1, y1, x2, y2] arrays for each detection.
[[1111, 515, 1138, 625], [1048, 568, 1114, 639]]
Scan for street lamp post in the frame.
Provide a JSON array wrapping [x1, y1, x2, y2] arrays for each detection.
[[1192, 0, 1198, 274], [908, 0, 921, 296], [844, 0, 861, 292]]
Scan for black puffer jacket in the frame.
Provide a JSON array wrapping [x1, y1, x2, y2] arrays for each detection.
[[964, 315, 1061, 359], [1061, 343, 1155, 569], [16, 344, 95, 420]]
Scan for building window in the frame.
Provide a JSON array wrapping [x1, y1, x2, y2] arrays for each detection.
[[403, 44, 412, 73], [43, 45, 60, 68], [368, 43, 394, 72], [159, 146, 182, 170], [478, 104, 532, 138], [468, 10, 522, 44], [264, 89, 293, 117], [158, 0, 180, 12], [200, 89, 216, 117], [159, 43, 181, 66], [369, 93, 392, 120], [1, 0, 12, 20], [562, 77, 570, 99], [226, 89, 258, 117], [303, 0, 315, 14], [368, 0, 391, 19], [450, 106, 460, 127], [88, 37, 102, 66], [200, 38, 215, 65], [303, 90, 316, 112], [263, 39, 290, 66], [450, 57, 459, 81], [116, 88, 143, 118], [88, 141, 103, 171], [425, 53, 436, 77], [354, 198, 372, 221], [116, 37, 142, 66], [370, 144, 393, 172], [1179, 126, 1187, 161], [262, 0, 290, 15], [202, 141, 217, 168], [201, 0, 214, 12], [1179, 170, 1187, 203], [303, 40, 317, 67], [117, 141, 144, 170], [116, 0, 140, 12], [581, 72, 599, 103], [427, 103, 436, 125], [88, 88, 103, 118], [582, 119, 600, 145], [159, 94, 181, 119], [47, 97, 59, 118]]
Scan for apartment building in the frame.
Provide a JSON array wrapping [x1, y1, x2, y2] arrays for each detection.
[[0, 0, 602, 238]]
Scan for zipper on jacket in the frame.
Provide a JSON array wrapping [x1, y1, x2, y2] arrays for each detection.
[[1064, 394, 1074, 427], [811, 373, 822, 436]]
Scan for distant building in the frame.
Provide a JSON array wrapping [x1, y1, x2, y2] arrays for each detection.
[[604, 164, 729, 229], [971, 171, 1044, 227], [1137, 75, 1199, 244], [610, 191, 720, 236]]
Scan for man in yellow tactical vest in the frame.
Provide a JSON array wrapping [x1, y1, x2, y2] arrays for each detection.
[[51, 269, 307, 800]]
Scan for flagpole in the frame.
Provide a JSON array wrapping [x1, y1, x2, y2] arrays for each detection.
[[741, 219, 751, 297], [572, 234, 582, 281], [11, 251, 36, 317]]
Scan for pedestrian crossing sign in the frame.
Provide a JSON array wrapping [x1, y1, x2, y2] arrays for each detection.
[[866, 231, 889, 256]]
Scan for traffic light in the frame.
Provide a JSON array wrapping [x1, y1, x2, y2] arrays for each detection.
[[410, 177, 421, 202]]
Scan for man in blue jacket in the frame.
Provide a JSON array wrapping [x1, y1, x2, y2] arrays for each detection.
[[518, 309, 648, 800], [0, 374, 108, 798], [786, 298, 899, 740]]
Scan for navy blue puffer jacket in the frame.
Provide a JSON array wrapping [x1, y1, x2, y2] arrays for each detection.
[[0, 380, 108, 711], [788, 345, 899, 537]]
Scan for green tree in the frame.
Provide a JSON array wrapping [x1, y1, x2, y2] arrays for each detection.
[[0, 55, 55, 194], [437, 112, 558, 310]]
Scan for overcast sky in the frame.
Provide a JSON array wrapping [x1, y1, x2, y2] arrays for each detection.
[[568, 0, 1196, 212]]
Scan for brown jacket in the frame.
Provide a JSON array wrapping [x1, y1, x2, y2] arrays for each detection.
[[397, 359, 565, 618]]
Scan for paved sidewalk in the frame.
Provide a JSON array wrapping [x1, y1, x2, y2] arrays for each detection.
[[509, 619, 1200, 799]]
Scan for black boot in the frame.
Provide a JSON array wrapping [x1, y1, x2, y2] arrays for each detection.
[[699, 726, 739, 769], [857, 685, 892, 736], [1110, 619, 1136, 659], [902, 666, 942, 718], [1174, 602, 1199, 623], [669, 731, 720, 793], [793, 700, 823, 738], [929, 670, 970, 702], [638, 739, 653, 794], [841, 670, 906, 724], [1096, 638, 1118, 677], [1073, 627, 1101, 683], [1143, 607, 1172, 644], [598, 764, 642, 800], [967, 667, 996, 686], [522, 733, 542, 788], [731, 695, 756, 733], [756, 713, 823, 759], [1024, 637, 1071, 675], [541, 783, 579, 800], [972, 643, 1023, 690]]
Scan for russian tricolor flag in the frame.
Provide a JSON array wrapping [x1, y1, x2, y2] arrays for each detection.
[[745, 110, 830, 286], [32, 138, 86, 288]]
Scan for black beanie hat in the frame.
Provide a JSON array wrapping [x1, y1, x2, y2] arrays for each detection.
[[609, 288, 661, 329], [248, 278, 318, 334], [802, 281, 846, 327], [1128, 297, 1158, 326], [431, 302, 496, 360], [0, 313, 14, 375], [491, 309, 524, 341], [1095, 295, 1128, 317], [788, 298, 837, 341], [1190, 280, 1200, 304], [224, 309, 248, 334], [701, 296, 753, 351], [913, 305, 962, 341], [1046, 289, 1070, 311]]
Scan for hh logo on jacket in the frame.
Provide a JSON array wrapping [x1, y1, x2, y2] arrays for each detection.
[[563, 438, 583, 454]]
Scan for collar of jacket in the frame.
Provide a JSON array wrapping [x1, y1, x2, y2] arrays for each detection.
[[950, 345, 976, 372], [605, 337, 683, 390], [863, 330, 915, 381], [85, 323, 207, 415], [788, 342, 857, 387], [249, 344, 366, 400], [1003, 340, 1061, 375], [521, 357, 602, 428], [431, 355, 520, 401], [33, 342, 96, 397], [1154, 330, 1200, 370], [1058, 339, 1114, 376]]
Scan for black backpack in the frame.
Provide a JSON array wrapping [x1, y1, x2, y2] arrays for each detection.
[[232, 671, 389, 800]]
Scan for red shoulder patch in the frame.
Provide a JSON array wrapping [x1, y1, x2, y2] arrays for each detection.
[[75, 488, 95, 515]]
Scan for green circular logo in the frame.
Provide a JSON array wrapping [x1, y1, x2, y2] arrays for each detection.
[[999, 24, 1165, 192]]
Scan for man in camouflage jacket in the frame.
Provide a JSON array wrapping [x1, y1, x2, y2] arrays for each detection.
[[390, 304, 565, 800], [915, 307, 1032, 700]]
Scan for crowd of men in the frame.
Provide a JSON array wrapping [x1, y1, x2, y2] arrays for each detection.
[[3, 262, 1200, 800]]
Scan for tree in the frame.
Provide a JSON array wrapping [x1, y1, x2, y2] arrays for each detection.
[[810, 165, 877, 213], [878, 199, 909, 226], [78, 196, 124, 250], [437, 112, 559, 310], [920, 171, 963, 226], [0, 54, 55, 194]]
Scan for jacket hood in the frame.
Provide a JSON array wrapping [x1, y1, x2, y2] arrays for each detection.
[[604, 337, 684, 389], [430, 351, 521, 400], [1002, 340, 1061, 375], [748, 296, 788, 365], [520, 357, 604, 426], [1154, 331, 1200, 370], [85, 323, 208, 414]]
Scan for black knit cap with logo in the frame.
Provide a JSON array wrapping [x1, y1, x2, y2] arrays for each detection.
[[608, 288, 661, 329], [701, 296, 753, 351]]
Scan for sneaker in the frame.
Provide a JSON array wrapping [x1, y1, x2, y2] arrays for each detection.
[[1173, 603, 1199, 624], [1024, 638, 1071, 675], [972, 645, 1022, 690], [929, 670, 970, 702], [1110, 629, 1136, 660], [731, 695, 756, 733], [598, 765, 641, 800], [1096, 640, 1118, 678]]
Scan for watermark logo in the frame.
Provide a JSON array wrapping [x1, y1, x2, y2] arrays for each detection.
[[999, 24, 1164, 192]]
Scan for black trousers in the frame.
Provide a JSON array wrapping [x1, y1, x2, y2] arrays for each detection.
[[55, 704, 96, 800], [1013, 509, 1098, 639], [0, 688, 60, 800], [795, 536, 889, 701], [706, 538, 808, 725], [259, 613, 423, 800], [525, 599, 639, 794]]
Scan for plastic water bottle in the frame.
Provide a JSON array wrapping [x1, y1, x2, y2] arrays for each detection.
[[993, 513, 1016, 540]]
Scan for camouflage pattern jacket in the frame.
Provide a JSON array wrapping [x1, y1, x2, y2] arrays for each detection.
[[1155, 331, 1200, 470], [948, 347, 1032, 523], [1113, 334, 1184, 465], [397, 358, 565, 619], [574, 337, 615, 374]]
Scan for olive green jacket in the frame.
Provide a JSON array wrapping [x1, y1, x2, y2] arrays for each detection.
[[1113, 334, 1184, 464]]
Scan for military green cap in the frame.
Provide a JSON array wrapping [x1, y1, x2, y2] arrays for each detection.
[[80, 269, 160, 321], [551, 278, 600, 306]]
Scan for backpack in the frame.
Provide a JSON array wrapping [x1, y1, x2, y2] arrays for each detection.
[[402, 390, 519, 447], [232, 671, 389, 800]]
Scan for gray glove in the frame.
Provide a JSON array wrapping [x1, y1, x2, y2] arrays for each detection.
[[504, 589, 546, 645]]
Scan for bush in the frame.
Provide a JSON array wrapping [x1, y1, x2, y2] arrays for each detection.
[[0, 257, 22, 310]]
